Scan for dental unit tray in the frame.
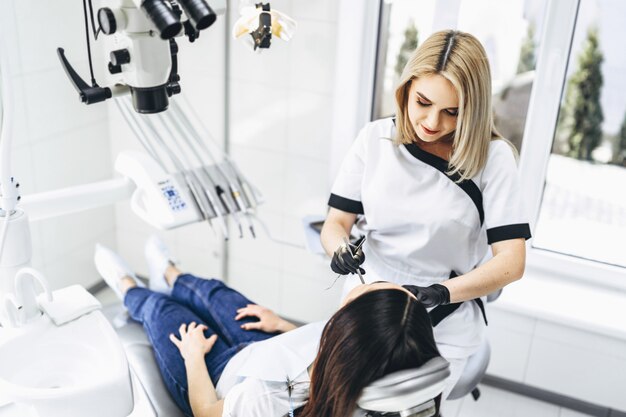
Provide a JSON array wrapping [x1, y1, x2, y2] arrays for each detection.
[[116, 150, 261, 232], [115, 95, 263, 239]]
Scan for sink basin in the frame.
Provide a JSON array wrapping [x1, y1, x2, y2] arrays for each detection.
[[0, 310, 134, 417]]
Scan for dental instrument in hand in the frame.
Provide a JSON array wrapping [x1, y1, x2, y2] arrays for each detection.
[[343, 236, 366, 284]]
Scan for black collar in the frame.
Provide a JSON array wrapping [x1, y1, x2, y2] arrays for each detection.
[[403, 142, 485, 226]]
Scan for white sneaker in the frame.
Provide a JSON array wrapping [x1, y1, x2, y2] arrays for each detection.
[[94, 244, 143, 300], [144, 235, 176, 295]]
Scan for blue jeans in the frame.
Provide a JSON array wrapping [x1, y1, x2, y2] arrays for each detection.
[[124, 273, 276, 416]]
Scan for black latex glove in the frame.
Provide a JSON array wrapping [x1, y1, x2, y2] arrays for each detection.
[[403, 284, 450, 308], [330, 241, 365, 275]]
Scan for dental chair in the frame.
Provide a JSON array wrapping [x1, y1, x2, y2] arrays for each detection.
[[102, 299, 490, 416], [358, 356, 450, 417]]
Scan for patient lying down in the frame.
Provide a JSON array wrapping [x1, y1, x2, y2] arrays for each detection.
[[94, 236, 443, 417]]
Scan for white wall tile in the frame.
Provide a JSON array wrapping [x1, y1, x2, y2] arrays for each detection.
[[22, 68, 107, 142], [284, 156, 330, 216], [43, 229, 117, 290], [177, 18, 227, 77], [291, 0, 339, 22], [174, 242, 223, 280], [286, 90, 333, 161], [14, 0, 89, 74], [281, 244, 332, 283], [38, 206, 116, 266], [229, 39, 292, 86], [177, 74, 226, 144], [279, 272, 340, 323], [116, 228, 152, 277], [30, 122, 112, 192], [229, 80, 289, 153], [227, 259, 282, 312], [0, 1, 23, 76], [3, 76, 30, 148], [229, 220, 284, 270], [288, 20, 337, 95]]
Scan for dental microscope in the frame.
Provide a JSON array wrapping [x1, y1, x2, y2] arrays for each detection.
[[58, 0, 227, 114]]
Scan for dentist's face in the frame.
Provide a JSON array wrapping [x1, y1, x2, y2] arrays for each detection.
[[407, 74, 459, 143]]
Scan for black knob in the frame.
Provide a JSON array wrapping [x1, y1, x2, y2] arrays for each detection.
[[108, 62, 122, 74], [98, 8, 117, 35], [167, 82, 181, 96], [110, 49, 131, 67]]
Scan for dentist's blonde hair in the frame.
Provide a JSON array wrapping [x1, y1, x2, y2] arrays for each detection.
[[395, 30, 507, 181]]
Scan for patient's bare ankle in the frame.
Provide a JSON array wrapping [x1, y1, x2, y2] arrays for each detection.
[[165, 264, 182, 287], [120, 276, 137, 295]]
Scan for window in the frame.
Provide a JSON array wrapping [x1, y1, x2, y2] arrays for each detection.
[[531, 0, 626, 269], [372, 0, 547, 153]]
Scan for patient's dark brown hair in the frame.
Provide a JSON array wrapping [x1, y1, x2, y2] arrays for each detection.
[[297, 288, 440, 417]]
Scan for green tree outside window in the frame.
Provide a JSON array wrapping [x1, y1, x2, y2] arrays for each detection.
[[557, 27, 604, 161]]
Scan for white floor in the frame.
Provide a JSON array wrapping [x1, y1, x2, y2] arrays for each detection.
[[442, 385, 593, 417], [94, 289, 596, 417]]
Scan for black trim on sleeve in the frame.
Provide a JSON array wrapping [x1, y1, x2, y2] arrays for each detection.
[[404, 143, 485, 225], [328, 193, 364, 214], [486, 223, 531, 244]]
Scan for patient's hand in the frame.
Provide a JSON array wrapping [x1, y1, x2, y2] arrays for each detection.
[[169, 322, 218, 362], [235, 304, 297, 333]]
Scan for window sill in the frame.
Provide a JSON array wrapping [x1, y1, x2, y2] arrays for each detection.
[[491, 265, 626, 341]]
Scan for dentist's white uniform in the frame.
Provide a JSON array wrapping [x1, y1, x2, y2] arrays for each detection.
[[328, 118, 531, 397]]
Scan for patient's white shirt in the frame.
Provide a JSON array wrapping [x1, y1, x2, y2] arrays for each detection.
[[217, 321, 328, 417]]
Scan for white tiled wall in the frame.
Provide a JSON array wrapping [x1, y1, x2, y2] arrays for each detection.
[[1, 0, 114, 291]]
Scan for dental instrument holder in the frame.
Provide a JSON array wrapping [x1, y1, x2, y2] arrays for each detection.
[[115, 150, 261, 234]]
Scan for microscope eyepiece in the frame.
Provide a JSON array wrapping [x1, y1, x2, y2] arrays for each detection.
[[141, 0, 182, 39], [179, 0, 216, 31]]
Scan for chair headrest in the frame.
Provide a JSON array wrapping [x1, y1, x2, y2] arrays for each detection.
[[357, 356, 450, 414]]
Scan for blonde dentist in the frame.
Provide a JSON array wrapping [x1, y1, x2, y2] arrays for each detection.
[[321, 30, 531, 396]]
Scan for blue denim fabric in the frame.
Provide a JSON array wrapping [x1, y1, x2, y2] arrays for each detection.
[[124, 273, 276, 416]]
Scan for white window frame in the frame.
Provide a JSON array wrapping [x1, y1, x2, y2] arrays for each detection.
[[332, 0, 626, 292], [519, 0, 626, 291]]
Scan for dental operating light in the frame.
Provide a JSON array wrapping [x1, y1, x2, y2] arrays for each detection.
[[232, 2, 296, 51], [57, 0, 225, 114]]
